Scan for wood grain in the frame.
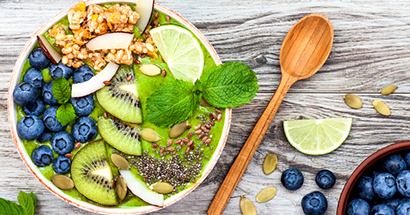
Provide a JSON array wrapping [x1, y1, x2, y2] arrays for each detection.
[[2, 0, 410, 214]]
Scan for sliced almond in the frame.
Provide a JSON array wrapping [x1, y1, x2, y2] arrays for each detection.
[[169, 120, 188, 139], [256, 187, 277, 203], [240, 195, 257, 215], [343, 94, 363, 109], [151, 182, 174, 194], [51, 174, 74, 190], [141, 128, 162, 142], [140, 64, 161, 76], [381, 85, 398, 95], [263, 153, 277, 175], [373, 99, 391, 116], [110, 154, 130, 170]]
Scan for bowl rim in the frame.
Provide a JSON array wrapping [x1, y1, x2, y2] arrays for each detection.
[[7, 0, 232, 214], [337, 141, 410, 214]]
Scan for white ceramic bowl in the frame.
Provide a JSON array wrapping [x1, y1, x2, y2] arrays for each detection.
[[7, 1, 232, 214]]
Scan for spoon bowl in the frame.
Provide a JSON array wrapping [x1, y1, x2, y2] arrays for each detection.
[[208, 13, 334, 215]]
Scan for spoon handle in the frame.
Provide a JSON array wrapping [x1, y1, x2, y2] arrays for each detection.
[[207, 73, 296, 215]]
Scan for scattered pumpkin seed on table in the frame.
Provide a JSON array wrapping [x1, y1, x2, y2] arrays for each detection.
[[151, 182, 174, 194], [110, 154, 130, 170], [240, 195, 257, 215], [262, 153, 277, 175], [141, 128, 162, 142], [381, 85, 398, 95], [372, 99, 391, 116], [343, 94, 363, 109], [256, 187, 277, 203]]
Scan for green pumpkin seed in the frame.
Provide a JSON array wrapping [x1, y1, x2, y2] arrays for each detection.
[[263, 153, 277, 175], [151, 182, 174, 194], [381, 85, 398, 95], [169, 120, 188, 139], [111, 154, 130, 170], [343, 94, 363, 109], [256, 187, 277, 203], [51, 174, 74, 190], [240, 195, 257, 215], [140, 63, 161, 76], [200, 98, 212, 107], [116, 175, 127, 201], [373, 99, 391, 116], [141, 128, 162, 142]]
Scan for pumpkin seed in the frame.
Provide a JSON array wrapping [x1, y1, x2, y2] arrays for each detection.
[[169, 120, 188, 139], [151, 182, 174, 194], [200, 98, 212, 107], [256, 187, 277, 203], [262, 153, 277, 175], [140, 64, 161, 76], [141, 128, 162, 142], [110, 154, 130, 170], [240, 195, 257, 215], [373, 99, 391, 116], [51, 174, 74, 190], [343, 94, 363, 109], [116, 175, 127, 201], [381, 85, 398, 95]]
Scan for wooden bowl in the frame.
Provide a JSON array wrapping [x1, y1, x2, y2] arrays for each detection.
[[337, 141, 410, 214], [7, 1, 231, 214]]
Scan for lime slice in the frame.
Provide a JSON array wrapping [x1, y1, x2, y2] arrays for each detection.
[[150, 25, 204, 83], [283, 118, 352, 155]]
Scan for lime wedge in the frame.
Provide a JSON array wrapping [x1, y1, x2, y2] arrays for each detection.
[[283, 118, 352, 155], [150, 25, 204, 83]]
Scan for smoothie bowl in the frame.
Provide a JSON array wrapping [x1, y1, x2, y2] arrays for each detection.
[[7, 0, 236, 213]]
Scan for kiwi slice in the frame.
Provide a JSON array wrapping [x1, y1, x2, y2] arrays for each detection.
[[98, 117, 142, 155], [96, 65, 142, 123], [71, 140, 118, 205]]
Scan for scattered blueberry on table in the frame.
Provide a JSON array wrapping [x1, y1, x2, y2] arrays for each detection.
[[301, 191, 328, 215], [281, 168, 304, 191], [315, 170, 336, 189]]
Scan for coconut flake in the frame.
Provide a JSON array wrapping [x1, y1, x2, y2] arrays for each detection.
[[135, 0, 155, 33], [37, 35, 62, 65], [85, 33, 134, 51]]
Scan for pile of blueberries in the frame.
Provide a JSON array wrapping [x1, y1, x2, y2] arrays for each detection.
[[13, 47, 98, 175], [347, 152, 410, 215], [281, 168, 336, 215]]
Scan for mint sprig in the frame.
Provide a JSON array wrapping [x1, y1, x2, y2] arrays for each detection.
[[0, 191, 37, 215], [201, 62, 259, 108], [52, 77, 71, 104], [145, 62, 258, 127], [146, 80, 201, 127], [57, 103, 76, 126]]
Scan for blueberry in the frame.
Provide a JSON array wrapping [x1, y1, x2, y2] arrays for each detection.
[[315, 170, 336, 189], [17, 115, 45, 140], [356, 176, 376, 201], [49, 61, 73, 79], [52, 156, 71, 174], [301, 191, 327, 215], [32, 145, 53, 167], [404, 152, 410, 168], [373, 172, 396, 199], [71, 95, 94, 116], [23, 68, 43, 88], [13, 82, 38, 106], [73, 65, 94, 83], [23, 99, 45, 116], [383, 198, 401, 210], [29, 47, 50, 70], [42, 81, 59, 106], [51, 131, 75, 155], [347, 199, 371, 215], [37, 129, 53, 143], [396, 198, 410, 215], [281, 168, 304, 190], [371, 204, 394, 215], [71, 117, 97, 143], [383, 154, 407, 176], [43, 106, 66, 132], [396, 170, 410, 197]]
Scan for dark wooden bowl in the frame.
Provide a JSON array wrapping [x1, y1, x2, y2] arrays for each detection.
[[337, 141, 410, 214]]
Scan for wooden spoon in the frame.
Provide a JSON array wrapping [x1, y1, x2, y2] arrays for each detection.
[[207, 13, 333, 215]]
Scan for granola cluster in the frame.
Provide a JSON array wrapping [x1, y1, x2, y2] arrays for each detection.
[[48, 1, 157, 71]]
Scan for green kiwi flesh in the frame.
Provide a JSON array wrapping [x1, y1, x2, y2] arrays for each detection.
[[96, 65, 142, 123], [71, 140, 118, 205], [98, 116, 142, 155]]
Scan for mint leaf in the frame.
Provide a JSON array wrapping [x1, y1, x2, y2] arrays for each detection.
[[201, 62, 259, 108], [57, 103, 76, 126], [17, 191, 36, 215], [52, 77, 71, 104], [146, 80, 200, 127], [0, 198, 24, 215]]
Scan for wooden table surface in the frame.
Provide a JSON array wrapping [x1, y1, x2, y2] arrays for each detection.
[[2, 0, 410, 214]]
